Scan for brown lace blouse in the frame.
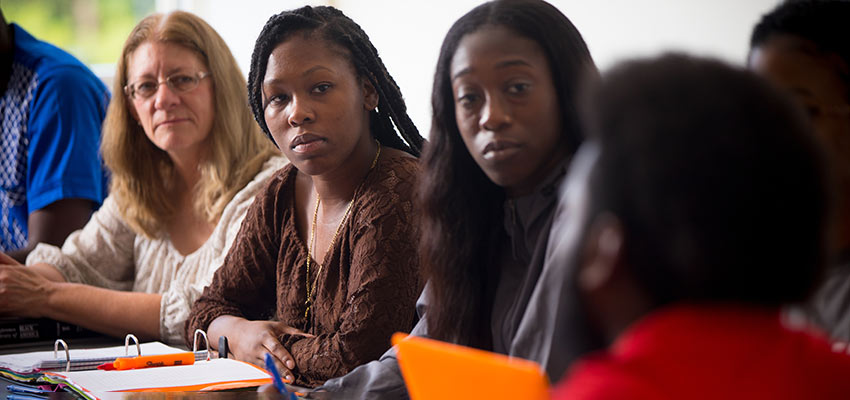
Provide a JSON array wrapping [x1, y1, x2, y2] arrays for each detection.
[[186, 154, 420, 387]]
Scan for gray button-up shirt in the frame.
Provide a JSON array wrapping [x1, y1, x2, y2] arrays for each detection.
[[319, 160, 602, 398]]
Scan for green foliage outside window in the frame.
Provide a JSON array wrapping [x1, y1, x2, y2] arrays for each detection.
[[3, 0, 154, 66]]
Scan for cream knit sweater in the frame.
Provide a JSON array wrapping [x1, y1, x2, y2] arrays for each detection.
[[27, 156, 287, 344]]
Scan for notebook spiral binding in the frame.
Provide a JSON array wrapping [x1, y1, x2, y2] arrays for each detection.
[[42, 332, 210, 372], [192, 329, 211, 362]]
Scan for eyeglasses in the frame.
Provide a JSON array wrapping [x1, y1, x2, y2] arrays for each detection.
[[124, 71, 209, 100]]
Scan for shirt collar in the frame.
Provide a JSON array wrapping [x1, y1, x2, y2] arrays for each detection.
[[503, 157, 571, 260]]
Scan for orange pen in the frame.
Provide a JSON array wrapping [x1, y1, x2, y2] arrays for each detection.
[[112, 352, 195, 370]]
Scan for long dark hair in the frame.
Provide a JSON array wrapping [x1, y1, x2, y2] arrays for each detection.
[[420, 0, 596, 348], [247, 6, 424, 156]]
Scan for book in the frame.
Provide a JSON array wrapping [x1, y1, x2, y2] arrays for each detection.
[[0, 341, 186, 382], [41, 358, 272, 400], [0, 317, 101, 347]]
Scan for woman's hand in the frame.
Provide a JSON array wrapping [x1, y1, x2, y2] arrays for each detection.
[[0, 259, 55, 318], [212, 317, 314, 382], [0, 251, 21, 266]]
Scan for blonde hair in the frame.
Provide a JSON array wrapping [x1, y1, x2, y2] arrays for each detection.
[[102, 11, 277, 238]]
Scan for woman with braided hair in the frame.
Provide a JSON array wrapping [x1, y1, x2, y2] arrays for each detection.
[[185, 5, 424, 387]]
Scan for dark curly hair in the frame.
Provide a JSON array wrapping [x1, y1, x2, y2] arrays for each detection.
[[583, 53, 831, 307], [750, 1, 850, 92], [247, 5, 424, 156]]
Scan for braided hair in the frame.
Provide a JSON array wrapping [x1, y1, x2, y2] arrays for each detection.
[[248, 6, 423, 156]]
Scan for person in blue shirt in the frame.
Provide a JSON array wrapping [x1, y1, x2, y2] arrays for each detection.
[[0, 9, 110, 262]]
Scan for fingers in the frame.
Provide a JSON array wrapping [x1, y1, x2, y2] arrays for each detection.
[[0, 264, 24, 291], [246, 349, 288, 379], [0, 252, 19, 265], [227, 320, 311, 385], [262, 334, 296, 382], [0, 264, 46, 289], [279, 325, 316, 338], [0, 265, 48, 317]]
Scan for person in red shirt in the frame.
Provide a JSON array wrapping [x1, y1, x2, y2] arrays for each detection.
[[550, 54, 850, 399]]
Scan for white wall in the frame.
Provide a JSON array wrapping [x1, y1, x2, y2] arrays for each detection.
[[160, 0, 782, 137]]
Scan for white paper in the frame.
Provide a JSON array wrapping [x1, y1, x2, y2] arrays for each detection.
[[48, 358, 270, 392], [0, 342, 182, 373]]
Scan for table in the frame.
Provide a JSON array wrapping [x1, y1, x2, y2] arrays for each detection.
[[2, 375, 324, 399], [1, 342, 332, 399]]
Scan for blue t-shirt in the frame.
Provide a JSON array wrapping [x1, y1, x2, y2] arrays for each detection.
[[0, 24, 110, 252]]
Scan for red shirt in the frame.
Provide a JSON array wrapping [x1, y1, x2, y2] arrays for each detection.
[[553, 304, 850, 399]]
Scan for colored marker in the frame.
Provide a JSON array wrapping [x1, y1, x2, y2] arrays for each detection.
[[6, 384, 51, 395], [112, 352, 195, 370]]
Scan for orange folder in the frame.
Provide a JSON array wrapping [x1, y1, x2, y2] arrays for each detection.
[[392, 332, 550, 400]]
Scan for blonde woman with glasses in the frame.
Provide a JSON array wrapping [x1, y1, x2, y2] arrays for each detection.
[[0, 11, 284, 344]]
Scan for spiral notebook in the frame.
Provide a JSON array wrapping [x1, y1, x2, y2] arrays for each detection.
[[0, 341, 186, 382], [41, 358, 272, 400]]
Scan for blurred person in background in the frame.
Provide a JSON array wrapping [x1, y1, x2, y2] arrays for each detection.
[[553, 54, 850, 399], [749, 0, 850, 342], [0, 8, 110, 263]]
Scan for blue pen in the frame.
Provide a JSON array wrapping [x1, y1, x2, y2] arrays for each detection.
[[6, 384, 51, 394], [263, 352, 297, 400]]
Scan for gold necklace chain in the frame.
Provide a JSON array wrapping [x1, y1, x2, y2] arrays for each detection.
[[304, 140, 382, 319]]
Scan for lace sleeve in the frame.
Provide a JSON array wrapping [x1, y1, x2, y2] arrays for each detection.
[[318, 285, 432, 398], [284, 158, 421, 387]]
